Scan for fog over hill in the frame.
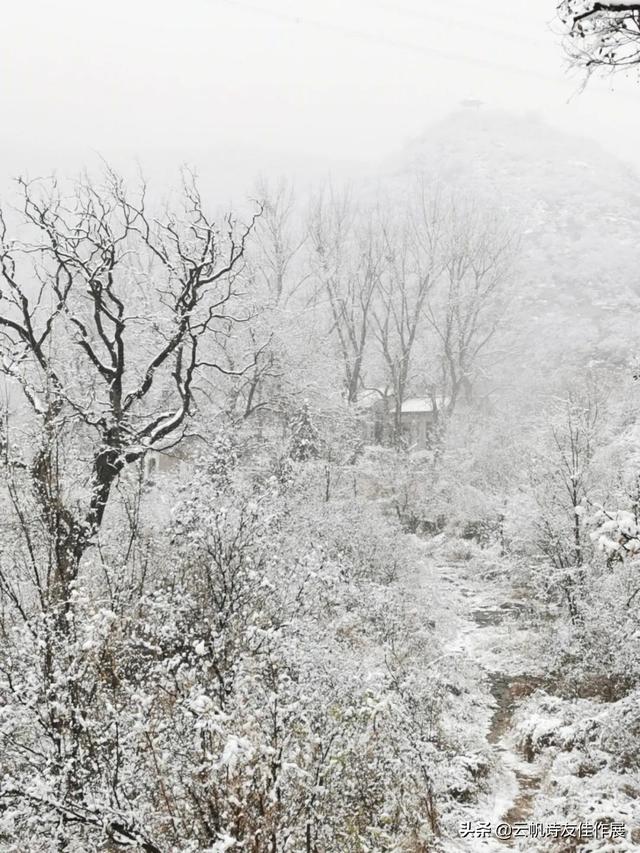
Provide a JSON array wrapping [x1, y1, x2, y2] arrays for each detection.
[[386, 109, 640, 377]]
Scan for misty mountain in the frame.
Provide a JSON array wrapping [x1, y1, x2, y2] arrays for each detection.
[[389, 109, 640, 375]]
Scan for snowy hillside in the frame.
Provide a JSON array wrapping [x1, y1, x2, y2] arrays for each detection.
[[388, 109, 640, 373]]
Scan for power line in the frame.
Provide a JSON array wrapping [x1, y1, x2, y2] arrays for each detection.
[[216, 0, 639, 102], [217, 0, 558, 78], [371, 0, 550, 51]]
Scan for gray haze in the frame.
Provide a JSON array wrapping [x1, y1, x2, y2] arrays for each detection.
[[2, 0, 640, 199]]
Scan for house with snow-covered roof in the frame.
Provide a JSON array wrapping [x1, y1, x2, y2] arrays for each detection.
[[391, 396, 450, 447], [358, 390, 450, 448]]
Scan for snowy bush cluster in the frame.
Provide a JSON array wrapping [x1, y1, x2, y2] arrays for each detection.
[[512, 691, 640, 848], [0, 446, 490, 851]]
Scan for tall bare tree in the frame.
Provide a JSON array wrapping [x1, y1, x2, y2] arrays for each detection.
[[533, 389, 601, 619], [424, 202, 514, 412], [0, 169, 260, 617], [308, 189, 382, 403], [371, 186, 445, 443], [225, 179, 310, 422], [252, 177, 308, 307]]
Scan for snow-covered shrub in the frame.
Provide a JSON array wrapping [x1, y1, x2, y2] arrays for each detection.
[[440, 537, 482, 563], [541, 558, 640, 700], [0, 460, 481, 851], [511, 690, 640, 848], [591, 506, 640, 564], [288, 401, 320, 462]]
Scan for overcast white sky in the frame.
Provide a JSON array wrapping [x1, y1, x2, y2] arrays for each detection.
[[1, 0, 639, 200]]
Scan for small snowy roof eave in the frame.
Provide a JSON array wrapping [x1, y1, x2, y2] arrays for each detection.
[[392, 396, 451, 414]]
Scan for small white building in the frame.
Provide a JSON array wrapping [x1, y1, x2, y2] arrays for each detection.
[[391, 396, 450, 447], [358, 391, 450, 448]]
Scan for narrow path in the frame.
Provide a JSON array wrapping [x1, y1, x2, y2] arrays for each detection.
[[420, 551, 547, 852]]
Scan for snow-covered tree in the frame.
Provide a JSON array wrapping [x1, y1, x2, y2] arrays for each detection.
[[0, 169, 260, 615], [559, 1, 640, 73], [288, 401, 319, 462]]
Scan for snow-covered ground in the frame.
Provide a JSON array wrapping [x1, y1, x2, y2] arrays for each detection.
[[416, 543, 640, 852], [427, 552, 542, 851]]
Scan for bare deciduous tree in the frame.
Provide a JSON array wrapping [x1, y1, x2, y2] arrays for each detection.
[[559, 1, 640, 72], [371, 186, 444, 444], [424, 202, 514, 412], [533, 389, 601, 619], [252, 177, 309, 307], [0, 169, 260, 616], [309, 189, 381, 403]]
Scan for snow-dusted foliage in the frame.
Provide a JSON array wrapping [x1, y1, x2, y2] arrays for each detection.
[[287, 401, 319, 462], [592, 507, 640, 562], [0, 448, 486, 850], [511, 691, 640, 848]]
